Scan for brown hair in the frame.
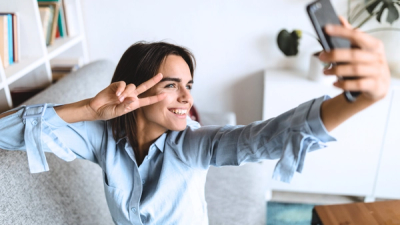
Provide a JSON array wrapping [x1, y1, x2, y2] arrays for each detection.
[[110, 41, 196, 155]]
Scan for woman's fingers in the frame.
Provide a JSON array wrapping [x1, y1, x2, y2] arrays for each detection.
[[334, 77, 376, 92], [319, 49, 381, 64], [338, 16, 353, 29], [324, 24, 383, 52], [114, 81, 126, 97], [324, 63, 383, 78], [118, 83, 136, 102], [135, 73, 163, 95], [138, 93, 167, 108]]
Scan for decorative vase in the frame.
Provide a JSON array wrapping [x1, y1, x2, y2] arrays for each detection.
[[307, 52, 337, 85]]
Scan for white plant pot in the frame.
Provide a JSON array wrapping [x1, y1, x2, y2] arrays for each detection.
[[307, 53, 337, 85]]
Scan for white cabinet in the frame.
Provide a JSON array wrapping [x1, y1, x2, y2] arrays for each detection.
[[375, 87, 400, 199], [262, 69, 398, 200], [0, 0, 88, 112]]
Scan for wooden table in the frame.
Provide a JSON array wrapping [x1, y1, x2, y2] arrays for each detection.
[[311, 200, 400, 225]]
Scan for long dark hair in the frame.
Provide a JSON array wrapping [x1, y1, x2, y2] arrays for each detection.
[[110, 41, 196, 154]]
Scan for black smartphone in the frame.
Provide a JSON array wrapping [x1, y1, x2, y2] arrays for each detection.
[[306, 0, 360, 102]]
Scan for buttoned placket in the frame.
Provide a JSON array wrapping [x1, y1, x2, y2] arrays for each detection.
[[121, 141, 143, 225], [125, 142, 159, 224], [138, 144, 156, 186]]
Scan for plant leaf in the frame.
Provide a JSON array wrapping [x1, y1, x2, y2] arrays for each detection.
[[366, 0, 382, 14], [277, 29, 301, 56], [376, 2, 388, 22], [386, 3, 399, 24]]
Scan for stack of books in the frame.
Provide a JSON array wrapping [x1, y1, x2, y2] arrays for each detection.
[[38, 0, 77, 46], [0, 13, 19, 69], [51, 58, 81, 82]]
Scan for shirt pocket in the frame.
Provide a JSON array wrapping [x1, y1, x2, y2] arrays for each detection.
[[103, 172, 130, 224]]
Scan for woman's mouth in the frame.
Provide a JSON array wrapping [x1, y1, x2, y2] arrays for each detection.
[[168, 108, 188, 118]]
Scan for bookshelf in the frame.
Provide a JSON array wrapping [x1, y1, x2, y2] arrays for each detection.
[[0, 0, 88, 112]]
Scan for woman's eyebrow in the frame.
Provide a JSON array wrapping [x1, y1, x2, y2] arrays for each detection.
[[160, 77, 194, 84]]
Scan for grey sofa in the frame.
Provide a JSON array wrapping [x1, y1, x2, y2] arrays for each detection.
[[0, 60, 268, 225]]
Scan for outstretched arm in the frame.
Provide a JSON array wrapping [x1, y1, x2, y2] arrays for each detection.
[[319, 17, 390, 132]]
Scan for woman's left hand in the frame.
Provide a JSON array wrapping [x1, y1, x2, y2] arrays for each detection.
[[319, 16, 391, 102]]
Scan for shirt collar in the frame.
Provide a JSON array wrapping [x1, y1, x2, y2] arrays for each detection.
[[116, 132, 167, 153], [153, 133, 167, 152]]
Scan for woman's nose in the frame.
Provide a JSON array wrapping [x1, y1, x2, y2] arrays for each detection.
[[177, 87, 191, 103]]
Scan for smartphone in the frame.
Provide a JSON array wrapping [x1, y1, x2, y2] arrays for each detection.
[[306, 0, 360, 102]]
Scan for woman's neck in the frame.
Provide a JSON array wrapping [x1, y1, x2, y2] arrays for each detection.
[[134, 110, 167, 158]]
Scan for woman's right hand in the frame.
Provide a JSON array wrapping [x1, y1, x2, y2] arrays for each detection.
[[87, 73, 166, 121]]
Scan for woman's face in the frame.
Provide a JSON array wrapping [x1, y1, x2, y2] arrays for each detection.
[[138, 54, 194, 132]]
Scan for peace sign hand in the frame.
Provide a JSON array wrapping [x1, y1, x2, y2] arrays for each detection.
[[88, 73, 166, 120]]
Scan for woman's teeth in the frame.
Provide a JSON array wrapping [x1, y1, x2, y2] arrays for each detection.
[[171, 109, 187, 115]]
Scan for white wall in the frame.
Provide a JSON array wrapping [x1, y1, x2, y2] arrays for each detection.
[[80, 0, 347, 125]]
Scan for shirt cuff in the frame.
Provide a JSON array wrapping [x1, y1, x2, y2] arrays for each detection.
[[306, 95, 336, 143]]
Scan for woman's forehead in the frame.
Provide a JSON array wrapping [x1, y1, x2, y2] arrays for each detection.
[[158, 55, 192, 80]]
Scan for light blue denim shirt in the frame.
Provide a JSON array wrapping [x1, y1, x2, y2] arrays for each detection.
[[0, 96, 335, 225]]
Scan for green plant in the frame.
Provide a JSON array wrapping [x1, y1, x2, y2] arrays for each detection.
[[277, 0, 400, 56]]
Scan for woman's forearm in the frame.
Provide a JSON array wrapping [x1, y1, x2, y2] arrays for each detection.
[[320, 93, 381, 132], [54, 98, 98, 123], [0, 99, 97, 123]]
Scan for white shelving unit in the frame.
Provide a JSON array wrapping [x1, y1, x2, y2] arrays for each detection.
[[0, 0, 88, 112]]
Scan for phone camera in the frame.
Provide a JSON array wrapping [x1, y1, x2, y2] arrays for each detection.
[[315, 2, 321, 9]]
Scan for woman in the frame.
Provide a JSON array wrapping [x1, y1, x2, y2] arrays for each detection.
[[0, 18, 390, 224]]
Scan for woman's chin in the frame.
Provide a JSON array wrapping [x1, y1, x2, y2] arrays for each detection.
[[168, 124, 187, 131]]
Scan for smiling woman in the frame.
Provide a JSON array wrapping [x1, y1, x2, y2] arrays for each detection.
[[0, 25, 391, 225]]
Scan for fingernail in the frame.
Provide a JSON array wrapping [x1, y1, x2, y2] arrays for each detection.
[[319, 52, 326, 60], [325, 25, 334, 32], [119, 96, 125, 102], [117, 92, 121, 97]]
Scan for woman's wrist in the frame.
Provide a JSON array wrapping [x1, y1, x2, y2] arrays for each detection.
[[55, 99, 98, 123]]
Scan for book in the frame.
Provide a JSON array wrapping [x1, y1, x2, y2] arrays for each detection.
[[38, 2, 59, 46], [55, 24, 60, 38], [11, 13, 19, 63], [58, 0, 67, 37], [0, 13, 19, 64], [0, 15, 9, 68], [39, 7, 51, 44], [38, 0, 67, 37], [7, 14, 13, 66], [63, 0, 78, 37]]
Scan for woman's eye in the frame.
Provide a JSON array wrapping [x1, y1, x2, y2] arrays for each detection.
[[186, 85, 192, 90], [165, 83, 176, 88]]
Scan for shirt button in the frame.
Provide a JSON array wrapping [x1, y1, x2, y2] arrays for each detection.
[[142, 179, 145, 184], [131, 207, 137, 212], [32, 120, 38, 125], [145, 156, 149, 160]]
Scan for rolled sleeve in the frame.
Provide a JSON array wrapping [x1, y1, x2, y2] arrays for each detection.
[[306, 95, 336, 143], [272, 95, 336, 183], [1, 104, 102, 173]]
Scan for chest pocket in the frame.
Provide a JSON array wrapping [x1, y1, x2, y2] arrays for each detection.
[[103, 172, 130, 224]]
